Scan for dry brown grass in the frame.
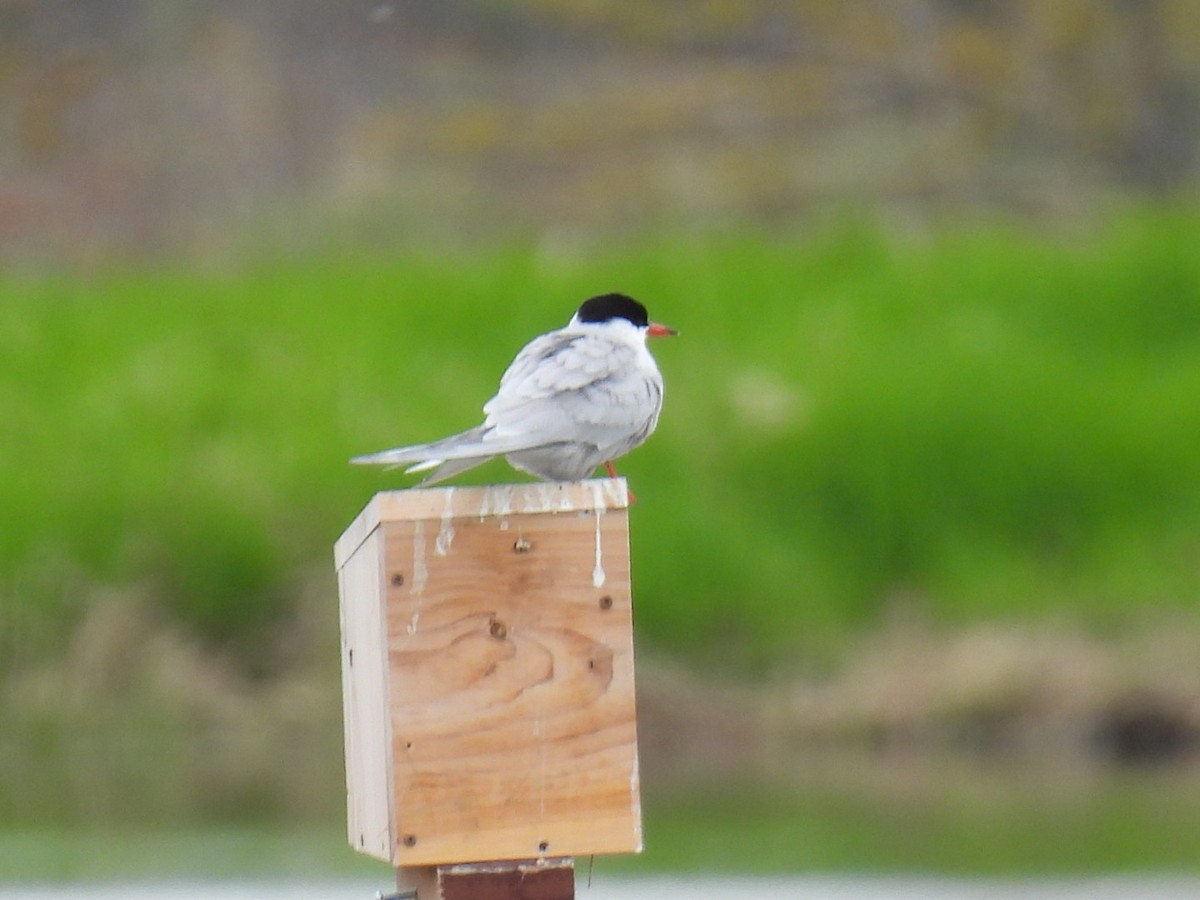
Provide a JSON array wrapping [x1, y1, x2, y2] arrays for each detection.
[[637, 611, 1200, 787], [1, 580, 345, 825], [6, 588, 1200, 826]]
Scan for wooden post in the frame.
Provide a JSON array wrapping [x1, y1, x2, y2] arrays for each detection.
[[334, 480, 642, 898], [396, 857, 576, 900]]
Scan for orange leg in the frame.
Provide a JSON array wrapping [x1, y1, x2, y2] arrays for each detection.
[[603, 460, 637, 504]]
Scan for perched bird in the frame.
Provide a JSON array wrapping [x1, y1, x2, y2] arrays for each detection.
[[351, 293, 676, 485]]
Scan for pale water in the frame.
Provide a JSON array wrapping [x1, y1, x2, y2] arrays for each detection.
[[3, 877, 1200, 899]]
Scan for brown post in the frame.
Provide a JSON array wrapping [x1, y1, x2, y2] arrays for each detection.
[[398, 858, 575, 900]]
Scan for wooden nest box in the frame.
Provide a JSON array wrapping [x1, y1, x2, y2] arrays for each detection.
[[334, 479, 642, 868]]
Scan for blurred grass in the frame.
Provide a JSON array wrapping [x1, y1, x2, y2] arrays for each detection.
[[624, 765, 1200, 875], [5, 762, 1200, 878], [2, 209, 1200, 674], [3, 209, 1200, 875], [0, 825, 391, 881]]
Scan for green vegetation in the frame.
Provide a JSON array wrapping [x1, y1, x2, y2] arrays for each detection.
[[3, 210, 1200, 875], [6, 763, 1200, 878], [627, 766, 1200, 875], [0, 825, 389, 881], [3, 210, 1200, 673]]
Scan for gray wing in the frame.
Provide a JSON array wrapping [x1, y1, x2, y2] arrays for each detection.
[[347, 332, 588, 470], [349, 424, 546, 467], [351, 326, 663, 479], [483, 329, 663, 453]]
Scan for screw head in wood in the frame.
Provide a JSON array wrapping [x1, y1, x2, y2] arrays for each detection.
[[403, 834, 417, 847], [489, 618, 508, 639], [513, 537, 533, 553], [390, 572, 405, 587], [599, 595, 614, 610]]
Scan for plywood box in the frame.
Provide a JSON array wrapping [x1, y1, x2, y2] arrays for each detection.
[[334, 480, 642, 867]]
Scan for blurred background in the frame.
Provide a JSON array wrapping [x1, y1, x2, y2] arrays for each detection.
[[2, 0, 1200, 883]]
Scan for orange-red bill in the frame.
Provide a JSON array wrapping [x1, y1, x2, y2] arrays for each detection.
[[647, 322, 678, 337]]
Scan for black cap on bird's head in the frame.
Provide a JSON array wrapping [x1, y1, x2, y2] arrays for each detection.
[[574, 293, 677, 337], [575, 293, 649, 327]]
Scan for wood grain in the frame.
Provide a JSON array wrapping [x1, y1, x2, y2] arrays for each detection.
[[335, 480, 641, 867]]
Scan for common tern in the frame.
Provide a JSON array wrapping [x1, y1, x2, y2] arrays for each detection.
[[351, 293, 676, 485]]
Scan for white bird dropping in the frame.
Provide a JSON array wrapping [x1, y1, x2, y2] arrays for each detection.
[[590, 482, 606, 588]]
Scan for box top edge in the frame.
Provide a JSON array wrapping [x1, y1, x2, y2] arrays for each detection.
[[375, 478, 628, 521], [333, 493, 383, 569], [335, 479, 629, 566]]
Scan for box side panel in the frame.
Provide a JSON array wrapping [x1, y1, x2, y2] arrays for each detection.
[[338, 526, 395, 863], [383, 508, 640, 865]]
